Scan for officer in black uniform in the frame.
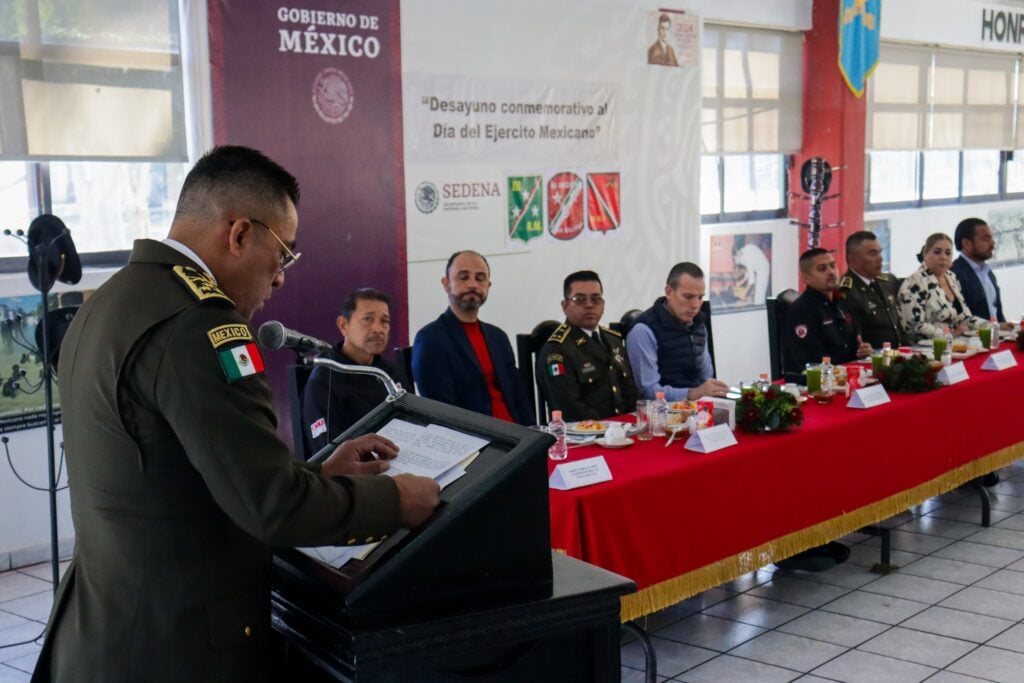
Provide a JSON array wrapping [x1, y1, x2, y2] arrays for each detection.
[[537, 271, 638, 421], [782, 248, 872, 380], [839, 230, 905, 348]]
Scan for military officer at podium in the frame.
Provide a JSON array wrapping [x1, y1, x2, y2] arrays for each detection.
[[839, 230, 905, 348], [538, 271, 638, 421]]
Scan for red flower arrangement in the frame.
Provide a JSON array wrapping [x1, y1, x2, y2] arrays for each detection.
[[736, 385, 804, 433]]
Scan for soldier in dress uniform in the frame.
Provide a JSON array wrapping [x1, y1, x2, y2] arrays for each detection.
[[839, 230, 905, 348], [782, 248, 872, 380], [537, 271, 638, 421]]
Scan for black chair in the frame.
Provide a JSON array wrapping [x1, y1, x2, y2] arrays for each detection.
[[612, 308, 643, 337], [286, 363, 314, 459], [515, 320, 561, 425], [766, 288, 800, 381], [393, 345, 414, 393]]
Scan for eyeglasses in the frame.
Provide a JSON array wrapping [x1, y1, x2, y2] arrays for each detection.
[[567, 294, 605, 305], [250, 218, 301, 272]]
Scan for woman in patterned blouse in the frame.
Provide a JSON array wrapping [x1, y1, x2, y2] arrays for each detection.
[[897, 233, 983, 342]]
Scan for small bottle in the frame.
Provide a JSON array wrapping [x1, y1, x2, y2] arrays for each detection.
[[942, 325, 954, 366], [547, 410, 567, 460], [757, 372, 770, 393], [820, 356, 834, 396], [989, 317, 1000, 349], [652, 391, 668, 437]]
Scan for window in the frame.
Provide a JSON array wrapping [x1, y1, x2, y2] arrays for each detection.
[[867, 43, 1024, 208], [701, 24, 801, 222], [0, 0, 196, 267]]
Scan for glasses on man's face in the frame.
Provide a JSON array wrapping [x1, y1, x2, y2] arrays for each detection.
[[567, 294, 604, 306], [250, 218, 301, 272]]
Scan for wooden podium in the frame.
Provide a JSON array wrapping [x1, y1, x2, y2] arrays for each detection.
[[269, 392, 635, 681]]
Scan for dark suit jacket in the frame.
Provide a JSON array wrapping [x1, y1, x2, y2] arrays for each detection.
[[951, 255, 1004, 322], [33, 240, 400, 683], [412, 308, 533, 425]]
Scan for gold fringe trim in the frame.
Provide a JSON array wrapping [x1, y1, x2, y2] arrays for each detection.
[[620, 441, 1024, 623]]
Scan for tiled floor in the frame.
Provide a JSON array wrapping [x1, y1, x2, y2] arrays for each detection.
[[5, 468, 1024, 682], [621, 460, 1024, 682]]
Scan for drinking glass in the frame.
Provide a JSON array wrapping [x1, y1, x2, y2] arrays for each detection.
[[978, 326, 992, 349], [634, 400, 652, 441], [870, 354, 885, 375], [932, 336, 947, 361], [805, 364, 822, 395]]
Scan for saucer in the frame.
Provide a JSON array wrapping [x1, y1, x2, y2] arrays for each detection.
[[596, 437, 634, 449]]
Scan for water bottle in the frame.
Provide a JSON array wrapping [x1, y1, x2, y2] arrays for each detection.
[[989, 317, 1000, 350], [757, 372, 771, 393], [820, 356, 834, 396], [547, 410, 567, 460], [652, 391, 668, 437], [942, 325, 954, 366]]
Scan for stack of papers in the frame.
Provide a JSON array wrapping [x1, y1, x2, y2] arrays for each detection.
[[301, 419, 490, 568]]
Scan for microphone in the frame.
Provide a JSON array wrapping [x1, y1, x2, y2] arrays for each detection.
[[257, 320, 333, 355]]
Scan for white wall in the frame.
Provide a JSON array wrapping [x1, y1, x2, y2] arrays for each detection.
[[867, 201, 1024, 320]]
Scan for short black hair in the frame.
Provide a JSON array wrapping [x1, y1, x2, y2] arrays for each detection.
[[844, 230, 877, 257], [444, 250, 490, 277], [954, 218, 988, 252], [666, 262, 704, 288], [176, 145, 300, 217], [339, 287, 390, 320], [563, 270, 602, 300], [799, 247, 831, 273]]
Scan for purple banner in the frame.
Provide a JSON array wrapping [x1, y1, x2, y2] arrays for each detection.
[[208, 1, 406, 442]]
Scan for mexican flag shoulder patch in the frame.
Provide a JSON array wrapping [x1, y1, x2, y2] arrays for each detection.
[[217, 342, 265, 382]]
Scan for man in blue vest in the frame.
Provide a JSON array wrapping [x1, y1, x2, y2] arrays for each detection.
[[626, 262, 729, 401]]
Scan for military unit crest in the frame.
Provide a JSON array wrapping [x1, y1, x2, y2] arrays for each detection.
[[173, 265, 233, 305]]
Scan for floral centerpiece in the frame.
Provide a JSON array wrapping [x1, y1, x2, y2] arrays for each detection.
[[737, 385, 803, 433], [875, 353, 939, 393]]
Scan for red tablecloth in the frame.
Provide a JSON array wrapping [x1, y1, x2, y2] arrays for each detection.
[[548, 345, 1024, 621]]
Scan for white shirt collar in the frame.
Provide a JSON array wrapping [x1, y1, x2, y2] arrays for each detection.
[[162, 238, 215, 282]]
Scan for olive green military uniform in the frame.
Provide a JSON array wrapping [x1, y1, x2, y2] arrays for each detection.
[[32, 240, 401, 683], [537, 323, 638, 421], [838, 270, 905, 348]]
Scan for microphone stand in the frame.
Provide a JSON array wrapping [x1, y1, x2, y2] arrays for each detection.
[[306, 357, 406, 401]]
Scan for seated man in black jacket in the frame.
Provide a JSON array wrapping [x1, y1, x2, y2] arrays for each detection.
[[302, 288, 409, 456]]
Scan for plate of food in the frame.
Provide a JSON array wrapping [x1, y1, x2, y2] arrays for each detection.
[[565, 420, 637, 437], [667, 400, 698, 414]]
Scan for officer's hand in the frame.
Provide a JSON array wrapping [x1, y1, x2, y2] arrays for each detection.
[[687, 378, 730, 400], [321, 434, 399, 478], [855, 335, 872, 359], [393, 473, 441, 529]]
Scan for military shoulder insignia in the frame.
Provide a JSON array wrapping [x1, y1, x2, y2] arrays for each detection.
[[795, 324, 808, 339], [173, 265, 234, 305], [546, 353, 564, 363], [207, 324, 253, 349], [601, 326, 621, 338], [877, 273, 891, 281], [839, 276, 853, 288], [214, 339, 265, 382], [548, 323, 570, 344]]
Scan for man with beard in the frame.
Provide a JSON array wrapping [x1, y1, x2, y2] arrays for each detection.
[[951, 217, 1006, 324], [302, 287, 410, 456], [412, 250, 532, 424], [783, 248, 872, 379]]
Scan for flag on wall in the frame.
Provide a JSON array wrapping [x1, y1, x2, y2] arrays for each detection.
[[838, 0, 880, 97]]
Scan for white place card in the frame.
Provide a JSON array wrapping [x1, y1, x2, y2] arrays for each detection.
[[549, 456, 613, 491], [937, 361, 970, 386], [981, 350, 1018, 371], [847, 384, 891, 409], [684, 424, 738, 453]]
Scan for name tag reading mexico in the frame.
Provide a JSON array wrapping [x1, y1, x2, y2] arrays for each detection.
[[937, 362, 970, 386], [549, 456, 613, 491], [981, 350, 1018, 371], [684, 424, 737, 454], [847, 384, 891, 409]]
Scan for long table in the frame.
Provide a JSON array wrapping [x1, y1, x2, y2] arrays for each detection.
[[548, 344, 1024, 622]]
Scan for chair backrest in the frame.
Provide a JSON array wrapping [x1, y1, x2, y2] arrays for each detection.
[[618, 308, 643, 337], [766, 288, 800, 381], [515, 320, 561, 425], [286, 363, 314, 459], [393, 345, 414, 393], [700, 300, 717, 375]]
